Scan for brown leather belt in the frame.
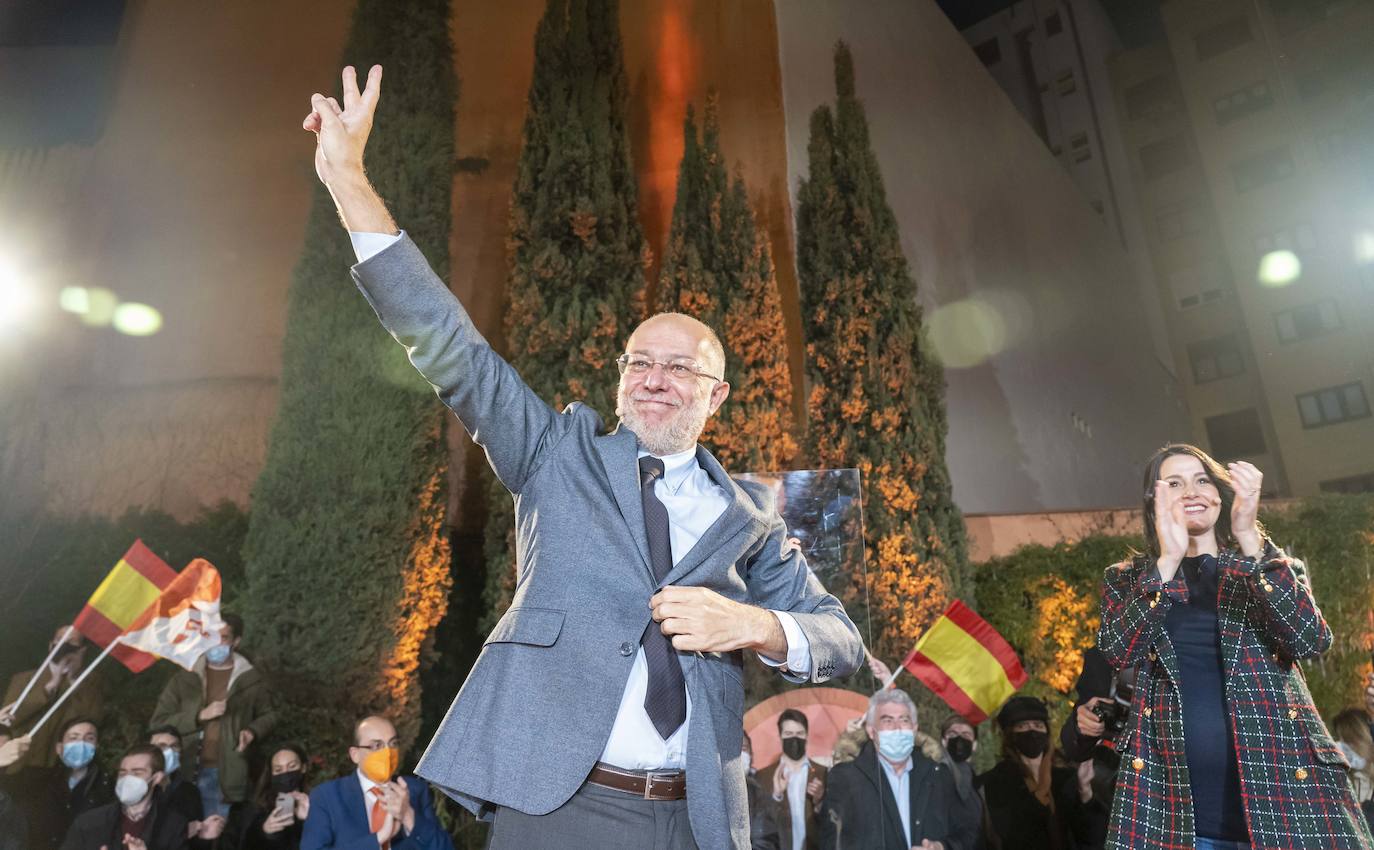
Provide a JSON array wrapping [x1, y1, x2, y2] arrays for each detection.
[[587, 762, 687, 800]]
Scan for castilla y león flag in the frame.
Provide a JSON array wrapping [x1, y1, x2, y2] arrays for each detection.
[[73, 540, 177, 672], [900, 600, 1028, 724], [121, 559, 224, 671]]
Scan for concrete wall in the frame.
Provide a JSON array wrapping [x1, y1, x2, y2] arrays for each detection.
[[773, 0, 1192, 513]]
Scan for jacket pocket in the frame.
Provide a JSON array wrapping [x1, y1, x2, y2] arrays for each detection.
[[484, 606, 565, 647]]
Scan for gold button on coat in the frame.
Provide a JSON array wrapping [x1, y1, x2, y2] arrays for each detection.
[[1288, 709, 1298, 719], [1132, 758, 1145, 770], [1143, 708, 1152, 717], [1296, 768, 1308, 780]]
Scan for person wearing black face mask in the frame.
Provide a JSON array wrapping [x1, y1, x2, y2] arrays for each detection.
[[758, 709, 826, 850], [975, 696, 1093, 850], [939, 716, 984, 849], [238, 744, 309, 850]]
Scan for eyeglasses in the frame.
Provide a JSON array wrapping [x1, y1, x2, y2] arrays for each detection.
[[614, 354, 721, 383], [355, 739, 400, 752]]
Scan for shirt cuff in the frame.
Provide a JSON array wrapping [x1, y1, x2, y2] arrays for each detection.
[[349, 230, 405, 263], [757, 611, 812, 675]]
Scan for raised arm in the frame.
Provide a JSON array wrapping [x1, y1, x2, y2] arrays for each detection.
[[302, 67, 566, 492]]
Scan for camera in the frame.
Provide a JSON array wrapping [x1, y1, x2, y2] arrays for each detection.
[[1091, 665, 1137, 739]]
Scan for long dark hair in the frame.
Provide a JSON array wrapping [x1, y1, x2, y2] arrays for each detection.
[[1140, 443, 1260, 557], [253, 742, 309, 808]]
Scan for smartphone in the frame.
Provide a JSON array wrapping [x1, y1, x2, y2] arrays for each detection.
[[274, 793, 295, 821]]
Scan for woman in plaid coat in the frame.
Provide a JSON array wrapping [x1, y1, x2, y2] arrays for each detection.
[[1098, 444, 1372, 850]]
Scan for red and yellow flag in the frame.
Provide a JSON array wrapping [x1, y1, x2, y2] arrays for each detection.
[[73, 540, 176, 672], [900, 600, 1028, 724]]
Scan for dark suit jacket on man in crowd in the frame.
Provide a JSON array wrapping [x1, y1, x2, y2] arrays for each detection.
[[756, 760, 827, 850], [59, 791, 189, 850], [23, 762, 114, 850], [818, 740, 976, 850], [300, 772, 451, 850]]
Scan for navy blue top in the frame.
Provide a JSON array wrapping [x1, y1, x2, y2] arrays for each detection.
[[1162, 554, 1248, 840]]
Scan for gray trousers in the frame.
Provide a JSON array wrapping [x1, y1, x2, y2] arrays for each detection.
[[486, 781, 698, 850]]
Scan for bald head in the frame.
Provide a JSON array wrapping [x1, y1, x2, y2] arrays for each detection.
[[628, 312, 725, 380], [353, 715, 397, 748]]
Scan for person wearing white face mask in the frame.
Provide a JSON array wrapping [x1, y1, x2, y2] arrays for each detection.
[[60, 744, 190, 850], [817, 690, 974, 850], [150, 613, 276, 823]]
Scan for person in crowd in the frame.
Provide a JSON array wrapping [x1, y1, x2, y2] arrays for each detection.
[[232, 743, 312, 850], [300, 716, 451, 850], [149, 725, 205, 832], [742, 731, 780, 850], [1056, 646, 1120, 850], [60, 744, 189, 850], [976, 695, 1094, 850], [301, 65, 863, 850], [938, 716, 984, 850], [818, 689, 974, 850], [0, 626, 105, 771], [1332, 708, 1374, 829], [0, 728, 31, 850], [151, 613, 276, 821], [758, 708, 826, 850], [24, 716, 115, 849], [1098, 444, 1372, 850]]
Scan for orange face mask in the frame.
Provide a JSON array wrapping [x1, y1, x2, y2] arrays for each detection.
[[360, 747, 399, 783]]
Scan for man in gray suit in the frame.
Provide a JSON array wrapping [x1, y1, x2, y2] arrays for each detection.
[[302, 65, 864, 850]]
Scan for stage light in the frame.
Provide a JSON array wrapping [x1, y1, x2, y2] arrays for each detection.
[[59, 286, 91, 314], [112, 302, 163, 336], [80, 287, 119, 326], [0, 257, 39, 330], [1257, 250, 1300, 287]]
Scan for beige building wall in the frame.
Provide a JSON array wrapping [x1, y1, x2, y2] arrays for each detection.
[[1107, 0, 1374, 497]]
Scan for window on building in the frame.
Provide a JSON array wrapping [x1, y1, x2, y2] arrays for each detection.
[[1056, 69, 1077, 96], [1125, 75, 1180, 120], [1187, 335, 1246, 384], [1231, 147, 1295, 192], [1213, 80, 1274, 125], [1319, 471, 1374, 493], [1155, 199, 1209, 241], [1254, 222, 1317, 255], [1045, 11, 1063, 36], [974, 38, 1001, 66], [1274, 300, 1341, 343], [1069, 132, 1091, 163], [1140, 135, 1192, 181], [1195, 15, 1254, 61], [1297, 381, 1371, 428], [1169, 260, 1229, 309], [1204, 409, 1267, 458]]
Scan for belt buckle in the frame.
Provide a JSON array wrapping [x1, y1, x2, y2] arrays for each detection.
[[643, 770, 674, 800]]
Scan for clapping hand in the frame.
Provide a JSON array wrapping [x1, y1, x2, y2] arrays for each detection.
[[1226, 462, 1263, 556], [1152, 480, 1189, 581], [381, 777, 414, 834]]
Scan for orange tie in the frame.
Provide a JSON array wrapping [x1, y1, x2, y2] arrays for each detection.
[[369, 786, 390, 850]]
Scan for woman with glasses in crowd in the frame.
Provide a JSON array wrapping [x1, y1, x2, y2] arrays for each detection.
[[1098, 443, 1372, 850]]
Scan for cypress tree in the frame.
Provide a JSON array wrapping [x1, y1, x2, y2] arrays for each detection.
[[656, 97, 796, 471], [482, 0, 649, 629], [796, 43, 970, 699], [241, 0, 456, 748]]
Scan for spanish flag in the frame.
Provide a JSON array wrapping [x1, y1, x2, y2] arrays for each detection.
[[73, 540, 177, 672], [900, 600, 1028, 724]]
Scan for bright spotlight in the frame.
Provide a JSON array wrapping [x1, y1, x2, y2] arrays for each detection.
[[0, 258, 40, 330], [112, 302, 163, 336], [1257, 250, 1301, 287], [927, 298, 1008, 368], [59, 286, 91, 314]]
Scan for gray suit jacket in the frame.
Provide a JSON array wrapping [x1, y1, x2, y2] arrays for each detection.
[[351, 235, 864, 849]]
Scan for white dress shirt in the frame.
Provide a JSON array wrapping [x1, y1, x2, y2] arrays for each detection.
[[786, 759, 811, 850], [878, 755, 914, 842], [349, 232, 813, 770]]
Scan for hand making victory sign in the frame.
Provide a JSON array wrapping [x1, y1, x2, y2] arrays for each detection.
[[302, 65, 396, 235]]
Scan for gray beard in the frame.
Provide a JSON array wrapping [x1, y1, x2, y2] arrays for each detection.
[[617, 393, 710, 456]]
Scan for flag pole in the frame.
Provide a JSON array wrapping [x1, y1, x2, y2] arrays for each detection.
[[26, 638, 121, 737], [1, 625, 76, 720]]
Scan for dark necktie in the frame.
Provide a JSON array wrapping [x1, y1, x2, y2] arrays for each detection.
[[639, 456, 686, 740]]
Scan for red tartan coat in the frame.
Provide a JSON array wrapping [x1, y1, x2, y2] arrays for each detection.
[[1097, 543, 1373, 850]]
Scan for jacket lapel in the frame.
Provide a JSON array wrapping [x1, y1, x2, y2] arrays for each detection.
[[592, 426, 654, 582], [661, 446, 756, 586]]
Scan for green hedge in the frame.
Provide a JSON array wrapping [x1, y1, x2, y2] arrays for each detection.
[[973, 495, 1374, 746]]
